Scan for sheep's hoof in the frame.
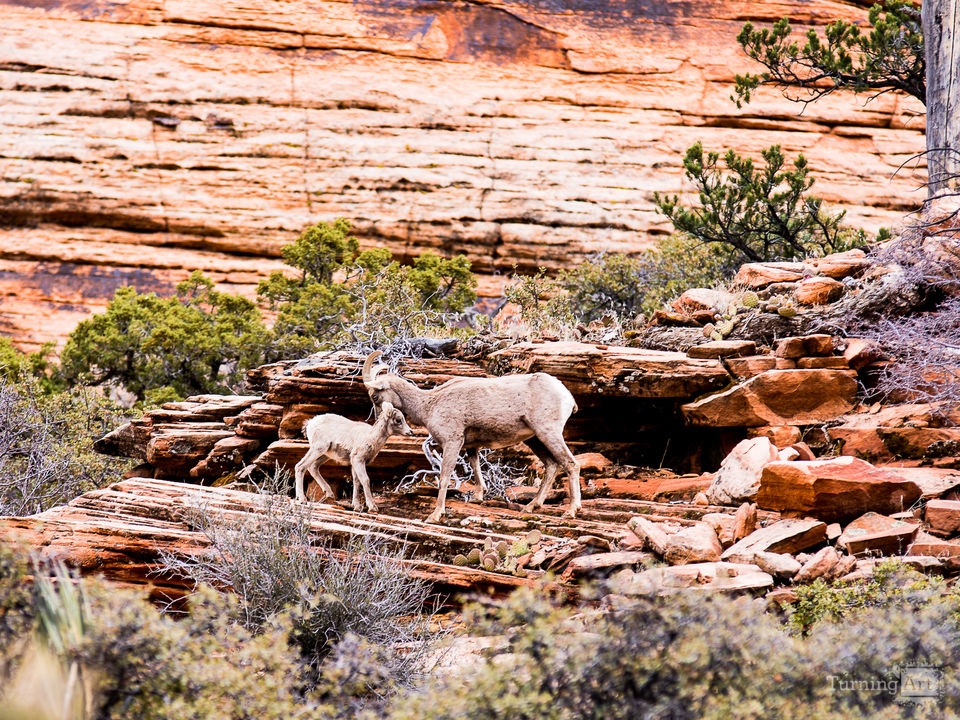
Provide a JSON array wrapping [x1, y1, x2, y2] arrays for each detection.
[[562, 506, 581, 519], [352, 504, 363, 513], [367, 504, 380, 514], [425, 511, 443, 524], [522, 501, 539, 513]]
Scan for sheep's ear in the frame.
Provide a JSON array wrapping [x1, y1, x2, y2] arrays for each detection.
[[366, 379, 387, 391], [381, 401, 394, 413]]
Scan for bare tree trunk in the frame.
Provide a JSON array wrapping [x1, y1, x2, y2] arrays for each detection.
[[923, 0, 960, 197]]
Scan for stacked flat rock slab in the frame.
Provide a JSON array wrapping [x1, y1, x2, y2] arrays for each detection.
[[0, 477, 763, 602], [95, 343, 736, 487]]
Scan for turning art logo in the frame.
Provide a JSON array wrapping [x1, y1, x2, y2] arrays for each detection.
[[898, 665, 942, 701], [828, 664, 943, 706]]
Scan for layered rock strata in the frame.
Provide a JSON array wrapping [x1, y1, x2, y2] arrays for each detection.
[[0, 0, 927, 350]]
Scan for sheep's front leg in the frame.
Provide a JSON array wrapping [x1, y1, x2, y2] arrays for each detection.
[[426, 438, 463, 524], [350, 454, 379, 513], [466, 450, 487, 502]]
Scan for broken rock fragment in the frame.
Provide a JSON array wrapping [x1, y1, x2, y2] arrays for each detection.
[[756, 457, 922, 523], [705, 437, 779, 505]]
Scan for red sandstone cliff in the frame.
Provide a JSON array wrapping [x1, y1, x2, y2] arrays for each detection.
[[0, 0, 927, 349]]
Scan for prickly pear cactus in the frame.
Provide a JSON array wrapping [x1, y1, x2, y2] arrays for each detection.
[[510, 539, 530, 557], [741, 291, 759, 308], [453, 554, 469, 567], [778, 300, 798, 318], [526, 529, 542, 545], [495, 541, 509, 559], [466, 548, 482, 565]]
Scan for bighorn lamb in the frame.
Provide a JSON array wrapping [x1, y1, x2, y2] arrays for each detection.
[[362, 352, 581, 522], [294, 402, 412, 513]]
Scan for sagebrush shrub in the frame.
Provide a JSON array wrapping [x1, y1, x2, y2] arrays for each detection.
[[388, 581, 960, 720], [0, 380, 131, 516], [158, 487, 436, 684]]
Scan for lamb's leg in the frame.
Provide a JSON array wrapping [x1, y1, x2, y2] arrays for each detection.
[[466, 450, 487, 502], [308, 456, 336, 503], [350, 455, 379, 513], [294, 448, 323, 501], [425, 438, 463, 524]]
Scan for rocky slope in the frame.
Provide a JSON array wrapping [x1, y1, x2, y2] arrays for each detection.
[[0, 0, 927, 350]]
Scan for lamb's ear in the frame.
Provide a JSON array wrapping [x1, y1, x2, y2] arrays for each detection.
[[381, 401, 395, 414]]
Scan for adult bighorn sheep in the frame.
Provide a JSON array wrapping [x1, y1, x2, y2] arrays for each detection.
[[294, 402, 413, 513], [362, 351, 581, 523]]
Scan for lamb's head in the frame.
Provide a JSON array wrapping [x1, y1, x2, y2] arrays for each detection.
[[362, 351, 404, 416], [380, 401, 413, 437]]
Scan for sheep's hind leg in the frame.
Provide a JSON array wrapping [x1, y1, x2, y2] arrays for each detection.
[[466, 450, 487, 502], [521, 437, 558, 513], [524, 435, 581, 518]]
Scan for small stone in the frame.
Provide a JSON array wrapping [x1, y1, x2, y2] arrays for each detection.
[[725, 355, 778, 378], [775, 334, 834, 358], [732, 502, 757, 541], [722, 518, 827, 558], [663, 522, 723, 565], [837, 512, 919, 557], [924, 499, 960, 536], [693, 491, 710, 506], [702, 512, 737, 547], [802, 249, 868, 279], [687, 340, 757, 359], [766, 587, 799, 607], [734, 262, 805, 289], [747, 426, 802, 448], [794, 546, 844, 584], [706, 437, 779, 505], [673, 288, 735, 313], [797, 356, 850, 369], [795, 276, 844, 305], [627, 516, 670, 557], [842, 338, 884, 370], [724, 549, 801, 579]]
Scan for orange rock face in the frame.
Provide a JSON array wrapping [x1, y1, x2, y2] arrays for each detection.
[[0, 1, 926, 350], [756, 457, 923, 522]]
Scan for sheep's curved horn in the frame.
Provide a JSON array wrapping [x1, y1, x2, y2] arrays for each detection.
[[362, 351, 383, 385]]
